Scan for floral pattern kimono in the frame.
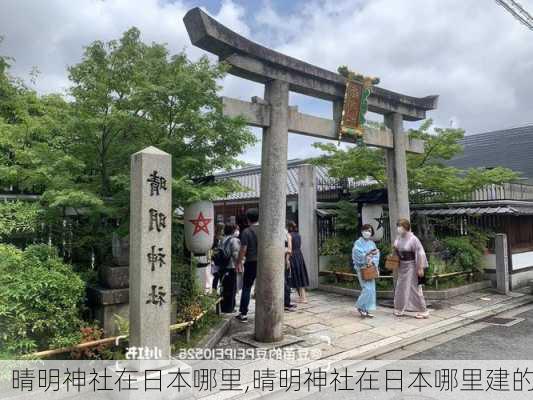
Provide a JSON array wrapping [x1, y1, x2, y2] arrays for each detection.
[[393, 232, 428, 313], [352, 237, 380, 312]]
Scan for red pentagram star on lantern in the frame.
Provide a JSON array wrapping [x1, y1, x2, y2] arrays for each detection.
[[189, 212, 212, 236]]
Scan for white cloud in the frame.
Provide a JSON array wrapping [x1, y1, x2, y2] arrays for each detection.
[[254, 0, 533, 135], [2, 0, 533, 164]]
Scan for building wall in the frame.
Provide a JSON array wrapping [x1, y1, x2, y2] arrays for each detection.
[[213, 197, 298, 226], [483, 249, 533, 289]]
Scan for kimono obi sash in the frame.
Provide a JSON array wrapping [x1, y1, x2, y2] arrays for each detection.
[[398, 251, 416, 261]]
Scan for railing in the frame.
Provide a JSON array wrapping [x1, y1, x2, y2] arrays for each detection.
[[317, 214, 336, 252], [319, 270, 477, 289], [412, 183, 533, 204], [26, 298, 222, 359], [316, 177, 351, 202], [319, 270, 393, 282]]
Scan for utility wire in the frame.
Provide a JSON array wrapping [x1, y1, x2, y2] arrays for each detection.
[[495, 0, 533, 30]]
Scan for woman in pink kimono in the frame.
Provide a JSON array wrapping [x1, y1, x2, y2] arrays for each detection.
[[393, 218, 429, 319]]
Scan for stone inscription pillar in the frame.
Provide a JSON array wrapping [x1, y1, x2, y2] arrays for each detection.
[[129, 146, 172, 359], [256, 79, 289, 342], [495, 233, 510, 294]]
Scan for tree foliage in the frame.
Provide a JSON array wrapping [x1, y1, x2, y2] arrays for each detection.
[[0, 28, 255, 261], [313, 120, 518, 200], [0, 201, 43, 240], [66, 27, 254, 209]]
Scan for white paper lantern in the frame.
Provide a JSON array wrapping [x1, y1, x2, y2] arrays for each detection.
[[184, 201, 214, 254]]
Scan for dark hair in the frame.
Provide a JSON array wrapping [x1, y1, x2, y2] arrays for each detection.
[[236, 214, 248, 232], [287, 221, 298, 232], [246, 208, 259, 224], [224, 223, 237, 236], [361, 224, 375, 236], [215, 222, 225, 239], [396, 218, 411, 231]]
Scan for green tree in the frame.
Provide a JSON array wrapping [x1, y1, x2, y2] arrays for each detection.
[[313, 120, 518, 200], [0, 50, 80, 198], [67, 27, 253, 210], [0, 28, 255, 261]]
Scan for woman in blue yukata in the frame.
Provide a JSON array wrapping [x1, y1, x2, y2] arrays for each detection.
[[352, 224, 380, 318]]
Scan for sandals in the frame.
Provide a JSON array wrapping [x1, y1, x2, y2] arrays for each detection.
[[393, 310, 404, 317], [415, 312, 430, 319]]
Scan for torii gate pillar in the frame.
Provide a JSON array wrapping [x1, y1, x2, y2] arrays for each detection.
[[385, 112, 410, 239], [256, 80, 289, 342]]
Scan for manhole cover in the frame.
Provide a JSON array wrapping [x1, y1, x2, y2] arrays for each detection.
[[478, 316, 524, 326]]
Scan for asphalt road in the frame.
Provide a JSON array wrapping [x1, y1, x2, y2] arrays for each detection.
[[264, 305, 533, 400], [406, 307, 533, 360]]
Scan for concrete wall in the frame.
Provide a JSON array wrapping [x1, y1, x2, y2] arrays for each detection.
[[512, 251, 533, 270], [483, 250, 533, 270]]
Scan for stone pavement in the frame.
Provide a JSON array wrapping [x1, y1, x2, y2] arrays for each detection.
[[217, 287, 533, 358], [187, 287, 533, 399]]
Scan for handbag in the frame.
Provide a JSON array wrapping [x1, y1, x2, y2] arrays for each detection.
[[361, 264, 378, 281], [385, 255, 400, 271]]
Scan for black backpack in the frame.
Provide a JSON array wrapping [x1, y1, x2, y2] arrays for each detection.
[[212, 237, 232, 269]]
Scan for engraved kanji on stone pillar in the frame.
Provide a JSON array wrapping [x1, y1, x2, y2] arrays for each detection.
[[129, 146, 172, 359]]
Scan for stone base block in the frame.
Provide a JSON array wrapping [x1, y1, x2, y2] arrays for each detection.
[[87, 285, 178, 337], [94, 302, 130, 337], [99, 265, 129, 289]]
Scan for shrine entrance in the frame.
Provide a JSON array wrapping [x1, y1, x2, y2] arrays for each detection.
[[183, 7, 438, 343]]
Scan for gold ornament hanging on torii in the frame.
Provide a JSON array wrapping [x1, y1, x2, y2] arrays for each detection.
[[337, 66, 380, 144]]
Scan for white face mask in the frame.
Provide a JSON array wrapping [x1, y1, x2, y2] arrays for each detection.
[[362, 230, 372, 239], [234, 230, 239, 237], [397, 226, 406, 235]]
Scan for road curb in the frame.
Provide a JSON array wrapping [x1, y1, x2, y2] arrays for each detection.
[[196, 315, 233, 349], [359, 294, 533, 360]]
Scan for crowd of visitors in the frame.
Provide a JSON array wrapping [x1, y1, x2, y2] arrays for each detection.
[[209, 207, 429, 323]]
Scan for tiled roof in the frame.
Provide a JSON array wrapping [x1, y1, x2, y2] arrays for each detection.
[[213, 159, 366, 201], [450, 124, 533, 182]]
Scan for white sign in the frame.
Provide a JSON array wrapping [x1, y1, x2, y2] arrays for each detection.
[[361, 203, 385, 241]]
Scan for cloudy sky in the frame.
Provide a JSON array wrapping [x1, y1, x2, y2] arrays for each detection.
[[1, 0, 533, 165]]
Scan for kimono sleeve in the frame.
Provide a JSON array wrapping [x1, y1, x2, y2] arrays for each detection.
[[370, 241, 380, 266], [413, 235, 428, 269], [352, 239, 367, 268]]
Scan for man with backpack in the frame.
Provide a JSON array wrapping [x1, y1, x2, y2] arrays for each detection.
[[235, 208, 259, 322], [213, 223, 240, 313]]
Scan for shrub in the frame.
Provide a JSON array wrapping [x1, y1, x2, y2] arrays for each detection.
[[173, 259, 201, 312], [440, 236, 483, 271], [320, 237, 345, 256], [0, 244, 85, 355], [70, 325, 107, 360], [0, 201, 43, 243], [335, 201, 359, 241]]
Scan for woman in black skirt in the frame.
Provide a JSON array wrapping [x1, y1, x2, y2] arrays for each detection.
[[287, 221, 310, 303]]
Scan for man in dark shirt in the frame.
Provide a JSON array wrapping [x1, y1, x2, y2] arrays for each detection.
[[235, 208, 259, 322]]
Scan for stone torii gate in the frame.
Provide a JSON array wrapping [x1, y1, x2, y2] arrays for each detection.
[[183, 7, 438, 343]]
